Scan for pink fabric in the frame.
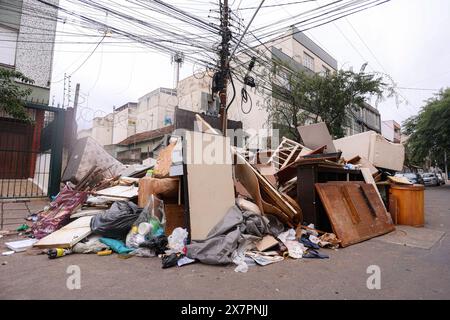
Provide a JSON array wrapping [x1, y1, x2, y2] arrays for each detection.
[[32, 185, 88, 239]]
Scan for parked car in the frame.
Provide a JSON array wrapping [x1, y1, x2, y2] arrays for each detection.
[[421, 172, 439, 186], [401, 172, 424, 185]]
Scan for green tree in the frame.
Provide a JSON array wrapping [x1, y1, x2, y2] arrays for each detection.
[[0, 68, 34, 121], [403, 88, 450, 169], [264, 65, 394, 140]]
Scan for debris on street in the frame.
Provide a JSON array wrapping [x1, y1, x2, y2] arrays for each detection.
[[1, 118, 422, 273]]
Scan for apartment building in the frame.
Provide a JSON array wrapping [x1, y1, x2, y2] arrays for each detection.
[[346, 102, 382, 136], [381, 120, 401, 143], [0, 0, 59, 102], [135, 87, 178, 134]]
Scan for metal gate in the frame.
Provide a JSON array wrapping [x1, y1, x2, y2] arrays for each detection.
[[0, 102, 65, 199]]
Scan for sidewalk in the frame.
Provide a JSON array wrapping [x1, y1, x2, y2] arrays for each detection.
[[0, 199, 49, 231]]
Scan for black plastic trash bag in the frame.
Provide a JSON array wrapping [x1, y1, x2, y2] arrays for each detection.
[[162, 253, 181, 269], [139, 235, 168, 255], [90, 201, 142, 239]]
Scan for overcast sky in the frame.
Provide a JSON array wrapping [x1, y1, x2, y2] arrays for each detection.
[[47, 0, 450, 130]]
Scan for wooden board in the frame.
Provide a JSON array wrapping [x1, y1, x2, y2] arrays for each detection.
[[95, 185, 138, 199], [315, 182, 395, 247], [361, 167, 385, 210], [185, 132, 235, 240], [34, 216, 93, 249], [235, 163, 292, 226], [70, 209, 104, 219], [138, 177, 179, 207], [165, 204, 185, 236]]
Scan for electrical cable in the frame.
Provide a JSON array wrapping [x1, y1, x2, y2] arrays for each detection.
[[52, 33, 106, 83], [240, 86, 253, 114]]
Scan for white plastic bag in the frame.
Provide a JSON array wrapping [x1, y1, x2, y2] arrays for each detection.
[[284, 241, 305, 259], [232, 251, 248, 273], [277, 228, 296, 243], [126, 229, 146, 249], [167, 227, 188, 253]]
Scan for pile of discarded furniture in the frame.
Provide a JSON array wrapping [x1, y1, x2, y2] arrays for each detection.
[[2, 115, 424, 272]]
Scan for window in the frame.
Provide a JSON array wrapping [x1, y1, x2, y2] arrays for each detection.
[[303, 52, 314, 71], [322, 65, 330, 74], [0, 24, 18, 66]]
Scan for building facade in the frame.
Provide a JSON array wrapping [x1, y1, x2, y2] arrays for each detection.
[[381, 120, 401, 143], [84, 102, 137, 146], [0, 0, 59, 102], [346, 102, 381, 136], [0, 0, 66, 198], [135, 87, 178, 134]]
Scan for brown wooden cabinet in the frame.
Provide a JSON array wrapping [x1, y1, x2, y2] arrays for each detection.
[[296, 161, 364, 230]]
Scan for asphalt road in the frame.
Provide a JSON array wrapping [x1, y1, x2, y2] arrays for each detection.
[[1, 184, 449, 300]]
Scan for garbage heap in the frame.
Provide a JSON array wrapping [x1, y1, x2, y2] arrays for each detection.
[[4, 117, 419, 273]]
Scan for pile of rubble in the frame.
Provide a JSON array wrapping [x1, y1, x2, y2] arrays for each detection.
[[3, 115, 421, 272]]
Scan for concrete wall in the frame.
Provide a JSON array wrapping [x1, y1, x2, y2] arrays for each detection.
[[77, 128, 92, 139], [381, 120, 401, 143], [135, 88, 177, 133], [91, 115, 113, 146], [112, 107, 136, 144]]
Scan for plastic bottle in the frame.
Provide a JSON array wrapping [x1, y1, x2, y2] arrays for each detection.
[[47, 248, 72, 259]]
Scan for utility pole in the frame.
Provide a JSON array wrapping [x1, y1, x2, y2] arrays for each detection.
[[218, 0, 230, 135], [445, 150, 448, 182], [73, 83, 80, 115]]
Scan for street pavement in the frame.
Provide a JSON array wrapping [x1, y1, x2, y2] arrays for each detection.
[[0, 185, 449, 299]]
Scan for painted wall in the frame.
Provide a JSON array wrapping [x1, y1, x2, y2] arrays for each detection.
[[381, 120, 401, 143], [91, 115, 113, 146], [135, 88, 177, 133], [112, 107, 136, 145]]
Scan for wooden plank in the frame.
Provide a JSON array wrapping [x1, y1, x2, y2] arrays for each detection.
[[361, 167, 385, 210], [165, 204, 185, 236], [282, 145, 299, 168], [34, 216, 92, 249], [315, 182, 395, 247], [235, 163, 292, 226], [70, 209, 104, 219], [95, 185, 138, 198]]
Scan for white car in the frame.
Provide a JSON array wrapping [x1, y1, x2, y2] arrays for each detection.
[[421, 173, 439, 186]]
